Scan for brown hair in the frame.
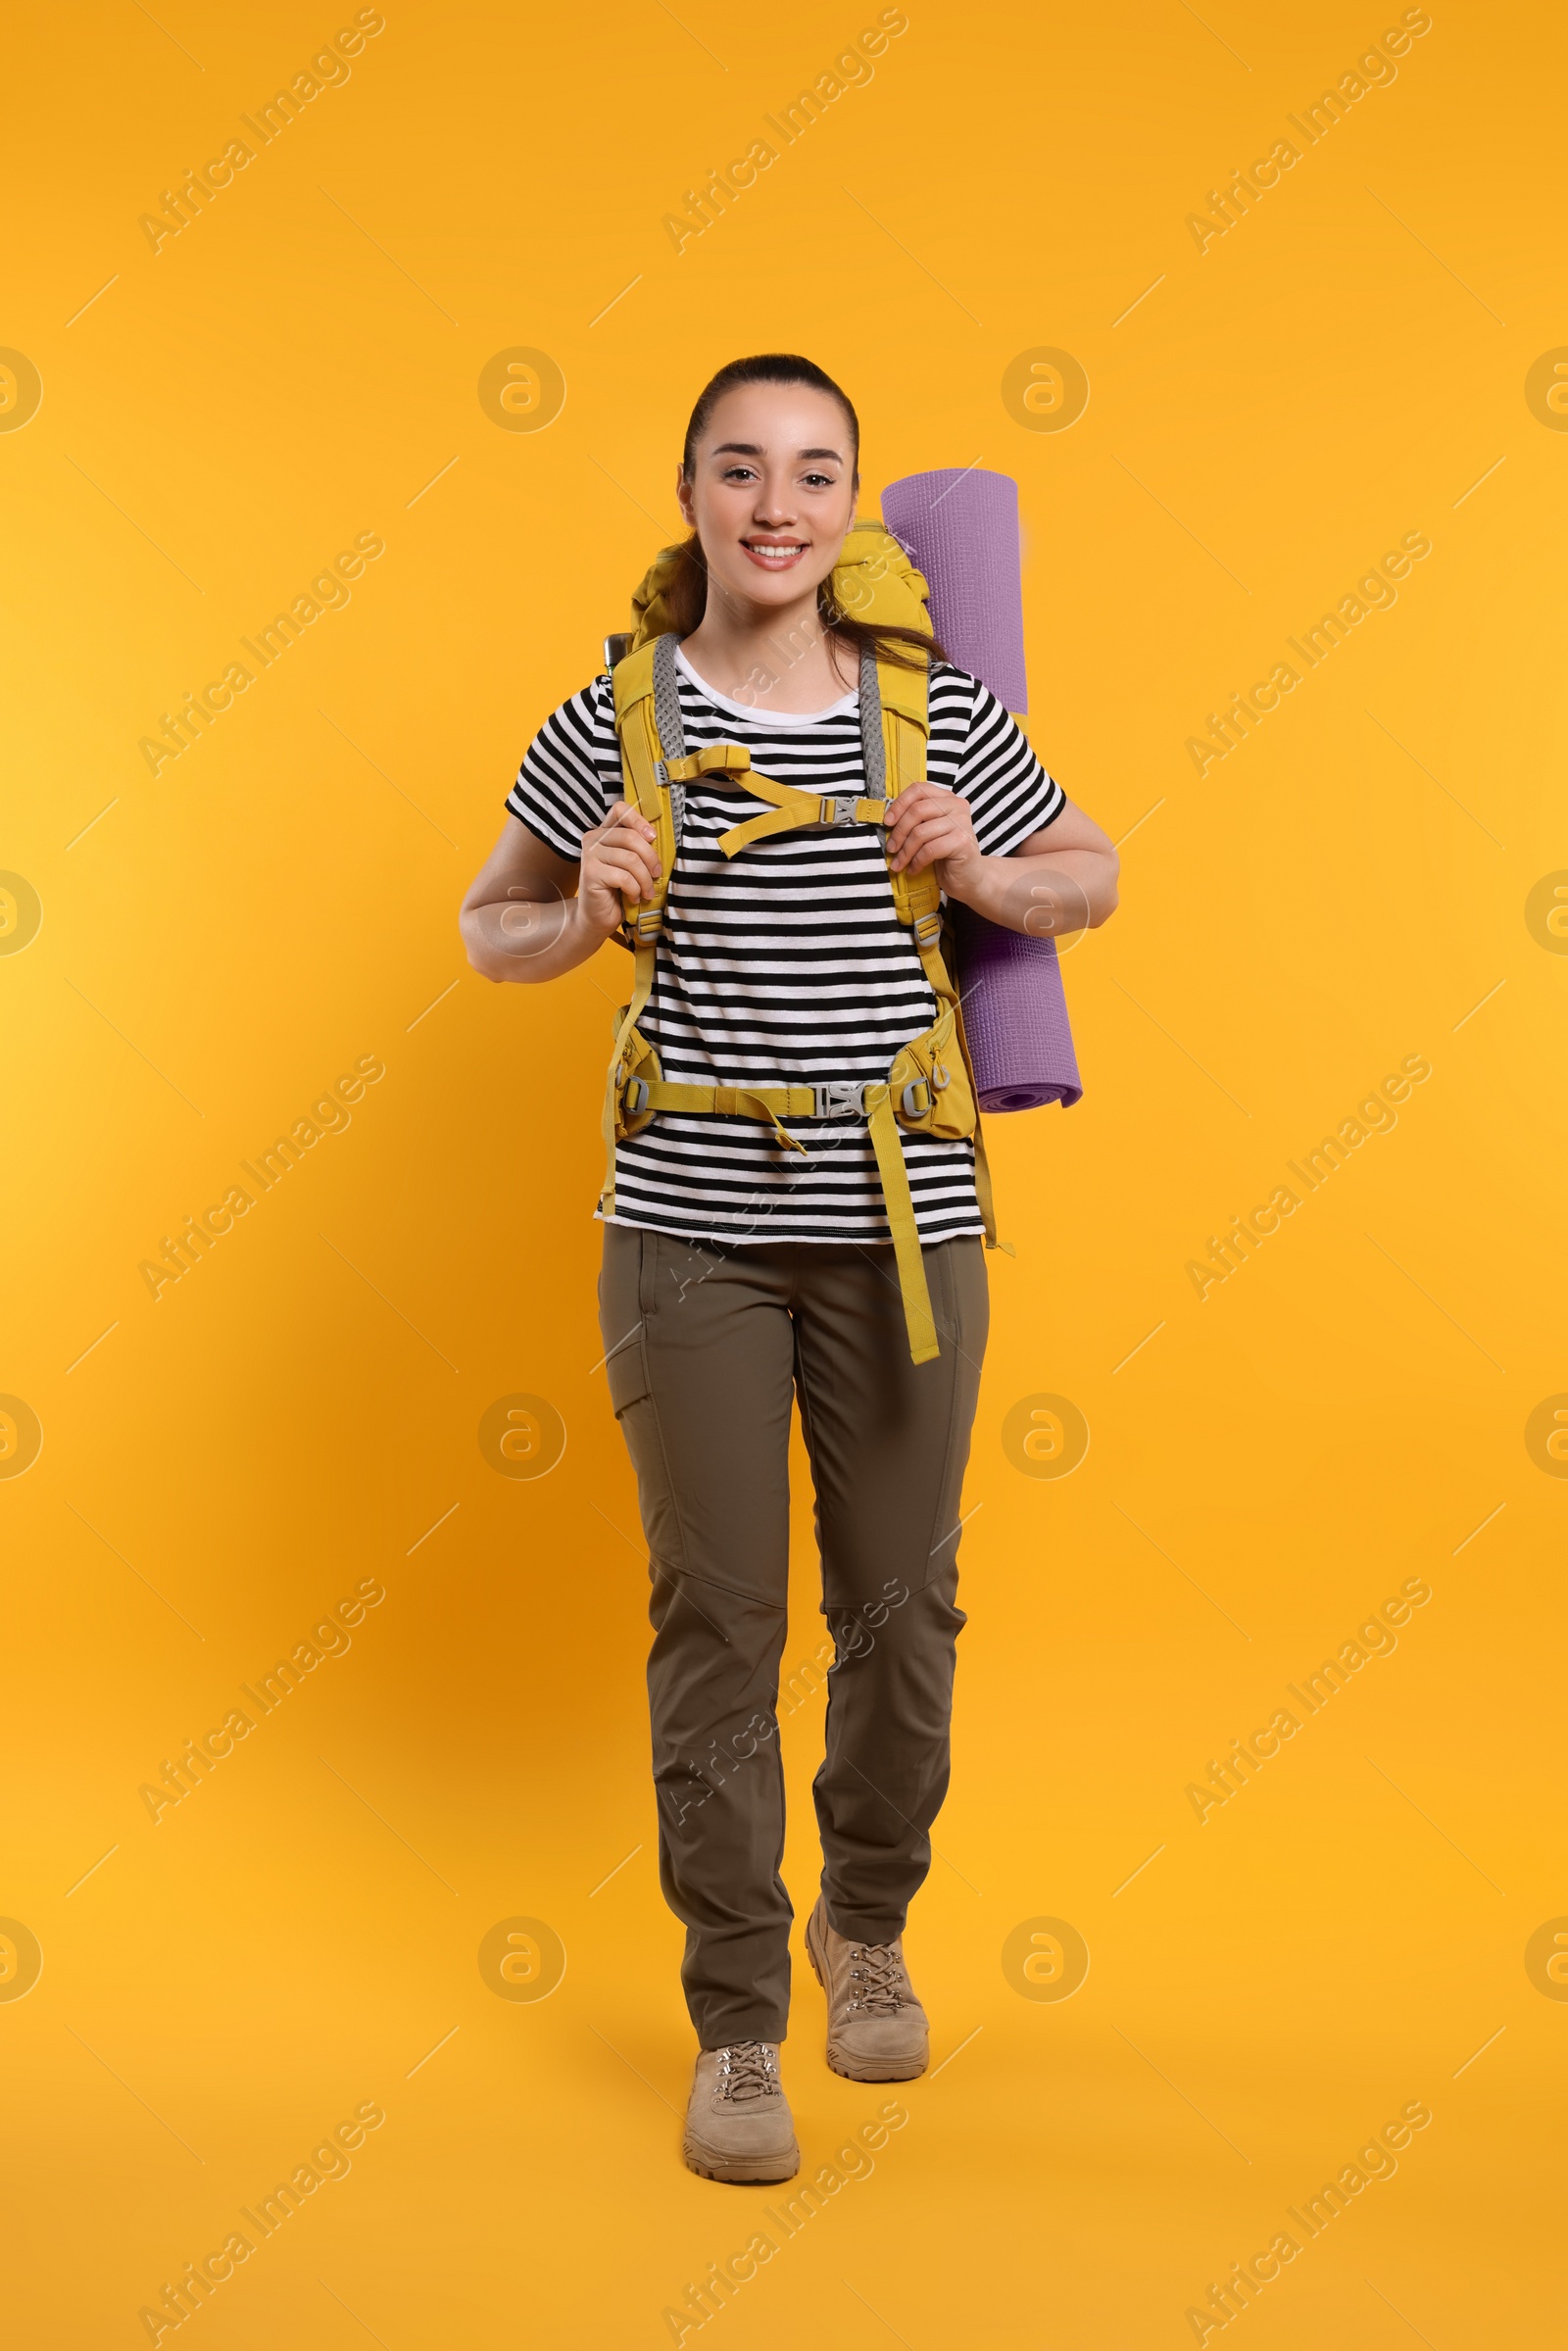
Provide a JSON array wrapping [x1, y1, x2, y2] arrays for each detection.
[[662, 353, 944, 678]]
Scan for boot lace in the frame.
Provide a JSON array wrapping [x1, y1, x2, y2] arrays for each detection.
[[715, 2041, 781, 2103], [848, 1942, 906, 2016]]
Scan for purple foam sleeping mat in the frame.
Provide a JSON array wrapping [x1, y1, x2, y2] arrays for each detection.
[[880, 466, 1082, 1111]]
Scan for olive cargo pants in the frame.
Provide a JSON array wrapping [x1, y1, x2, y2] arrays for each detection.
[[598, 1226, 988, 2048]]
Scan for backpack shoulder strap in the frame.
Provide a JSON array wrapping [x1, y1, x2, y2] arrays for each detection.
[[601, 635, 683, 1215], [865, 645, 1005, 1260], [651, 631, 688, 851], [864, 648, 940, 953], [611, 633, 682, 938], [651, 630, 685, 753]]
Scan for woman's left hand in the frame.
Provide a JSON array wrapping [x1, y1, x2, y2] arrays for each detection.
[[882, 780, 982, 891]]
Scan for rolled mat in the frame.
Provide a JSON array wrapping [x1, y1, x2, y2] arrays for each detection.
[[880, 466, 1082, 1112], [881, 466, 1029, 714], [949, 902, 1082, 1111]]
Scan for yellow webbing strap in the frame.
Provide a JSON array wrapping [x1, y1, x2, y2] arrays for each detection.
[[719, 781, 889, 857], [661, 741, 889, 858], [630, 1078, 811, 1154], [966, 1097, 1006, 1253], [665, 745, 752, 780], [601, 942, 655, 1216], [864, 1084, 940, 1365]]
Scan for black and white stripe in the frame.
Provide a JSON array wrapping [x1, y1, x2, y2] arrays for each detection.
[[507, 655, 1063, 1246]]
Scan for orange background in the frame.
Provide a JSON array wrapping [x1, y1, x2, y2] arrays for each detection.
[[3, 0, 1565, 2343]]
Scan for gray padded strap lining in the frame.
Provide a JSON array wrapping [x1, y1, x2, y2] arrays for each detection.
[[651, 631, 687, 847], [858, 645, 886, 800], [652, 632, 685, 759]]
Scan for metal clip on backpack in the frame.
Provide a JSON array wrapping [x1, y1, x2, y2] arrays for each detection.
[[600, 523, 1002, 1367]]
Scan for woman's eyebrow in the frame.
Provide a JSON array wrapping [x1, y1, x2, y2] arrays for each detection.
[[709, 442, 844, 462]]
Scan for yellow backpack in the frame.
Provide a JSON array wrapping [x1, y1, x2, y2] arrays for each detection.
[[602, 522, 1000, 1365]]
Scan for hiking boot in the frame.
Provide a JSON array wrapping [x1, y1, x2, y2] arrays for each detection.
[[682, 2041, 800, 2183], [805, 1896, 929, 2081]]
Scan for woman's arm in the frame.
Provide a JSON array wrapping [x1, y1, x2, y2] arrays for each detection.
[[884, 785, 1119, 941], [460, 804, 662, 983]]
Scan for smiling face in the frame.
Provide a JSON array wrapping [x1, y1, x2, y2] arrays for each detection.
[[675, 380, 858, 618]]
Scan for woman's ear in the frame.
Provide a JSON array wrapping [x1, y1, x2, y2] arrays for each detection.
[[675, 465, 696, 528]]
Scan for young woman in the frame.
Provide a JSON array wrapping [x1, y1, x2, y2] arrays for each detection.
[[461, 355, 1118, 2183]]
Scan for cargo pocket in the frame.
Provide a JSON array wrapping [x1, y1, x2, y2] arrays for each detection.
[[597, 1226, 654, 1418], [604, 1318, 652, 1418], [610, 1348, 686, 1578], [597, 1229, 683, 1573], [915, 1238, 988, 1593]]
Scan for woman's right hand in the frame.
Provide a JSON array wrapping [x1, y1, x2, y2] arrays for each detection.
[[577, 801, 662, 937]]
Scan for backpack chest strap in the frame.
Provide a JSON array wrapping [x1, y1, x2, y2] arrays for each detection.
[[657, 743, 888, 856]]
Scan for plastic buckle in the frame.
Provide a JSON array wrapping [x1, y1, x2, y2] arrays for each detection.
[[820, 795, 859, 828], [813, 1081, 869, 1119], [913, 911, 943, 948], [623, 1076, 650, 1113], [901, 1080, 932, 1118], [634, 907, 662, 942]]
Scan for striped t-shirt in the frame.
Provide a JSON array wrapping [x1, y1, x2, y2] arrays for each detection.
[[507, 650, 1063, 1247]]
